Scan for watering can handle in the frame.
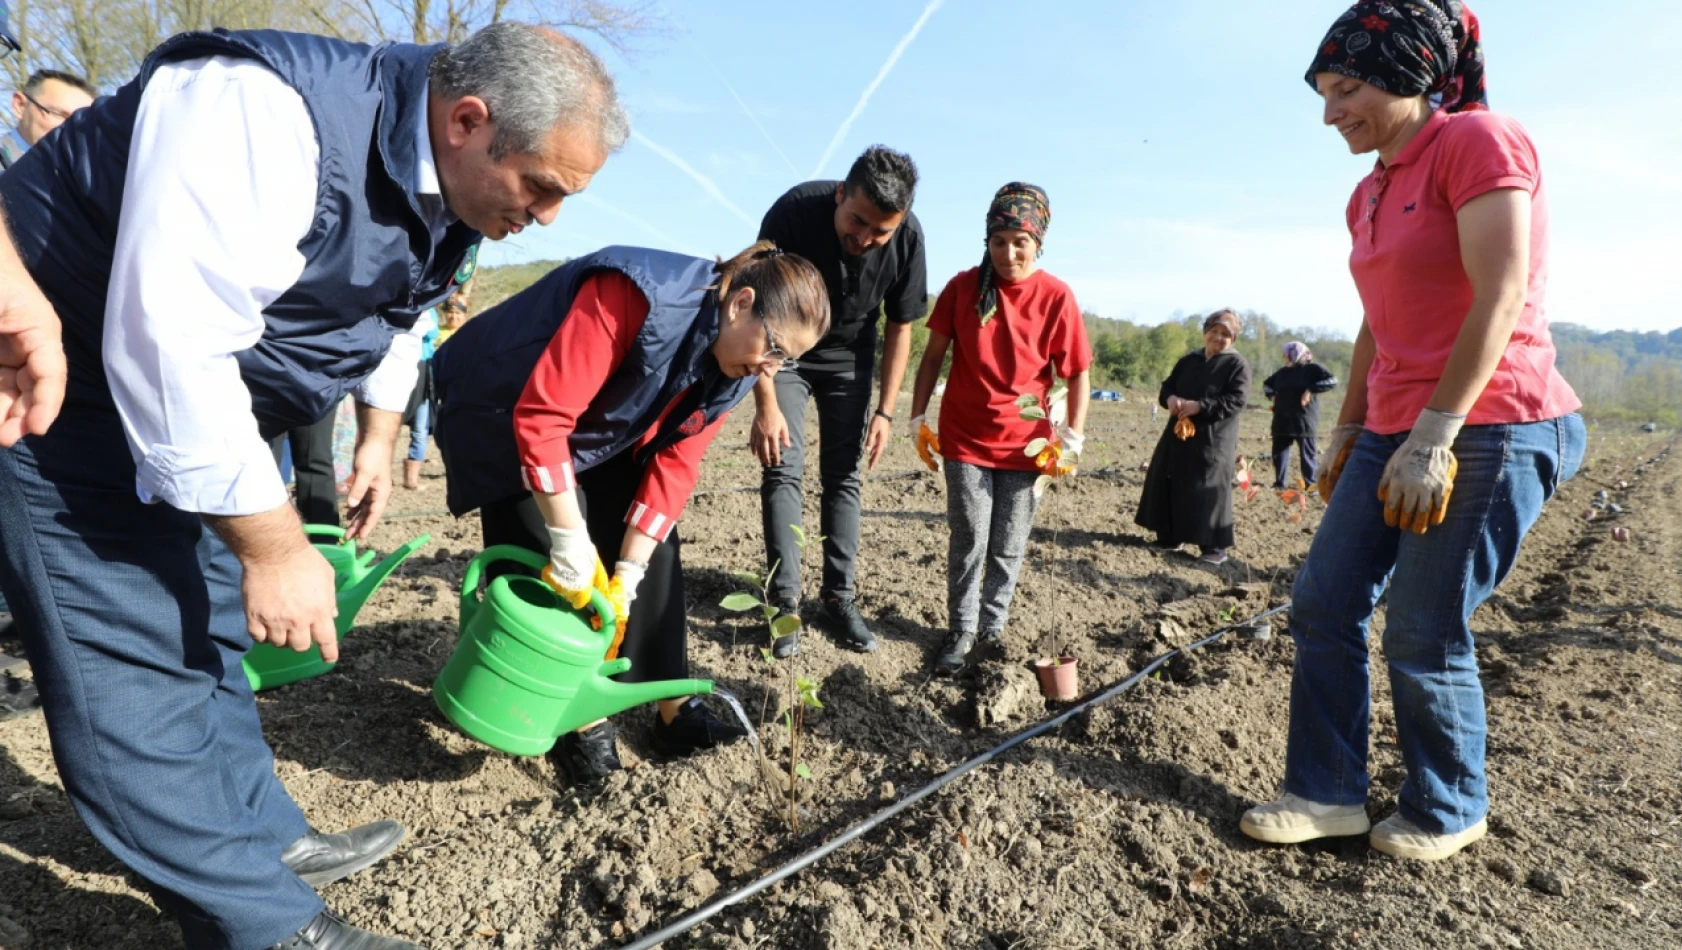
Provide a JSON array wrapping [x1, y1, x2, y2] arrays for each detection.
[[460, 545, 552, 629], [303, 524, 347, 542]]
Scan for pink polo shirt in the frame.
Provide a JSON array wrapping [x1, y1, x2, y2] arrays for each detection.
[[1346, 108, 1580, 435]]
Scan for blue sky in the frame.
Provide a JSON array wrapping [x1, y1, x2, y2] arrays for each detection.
[[485, 0, 1681, 338]]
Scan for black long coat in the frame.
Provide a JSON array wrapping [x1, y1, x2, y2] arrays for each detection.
[[1262, 361, 1338, 440], [1134, 349, 1252, 549]]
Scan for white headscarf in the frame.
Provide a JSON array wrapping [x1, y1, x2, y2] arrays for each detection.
[[1282, 341, 1312, 365]]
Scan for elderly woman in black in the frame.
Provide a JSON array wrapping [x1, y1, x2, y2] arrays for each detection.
[[1263, 341, 1339, 490], [1134, 309, 1252, 564]]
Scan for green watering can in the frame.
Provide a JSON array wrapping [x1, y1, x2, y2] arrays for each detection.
[[432, 545, 712, 757], [242, 524, 432, 692]]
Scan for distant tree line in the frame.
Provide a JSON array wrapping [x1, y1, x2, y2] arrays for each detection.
[[1552, 324, 1682, 425]]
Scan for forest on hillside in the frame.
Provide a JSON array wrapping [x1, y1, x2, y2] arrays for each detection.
[[470, 261, 1675, 425]]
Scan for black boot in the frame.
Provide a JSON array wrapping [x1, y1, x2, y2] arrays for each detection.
[[771, 602, 800, 659], [280, 821, 406, 888], [814, 595, 878, 653], [652, 697, 749, 757], [268, 911, 427, 949], [933, 630, 977, 676], [548, 721, 623, 787], [0, 670, 41, 722]]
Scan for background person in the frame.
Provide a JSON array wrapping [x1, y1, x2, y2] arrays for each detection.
[[1241, 0, 1584, 864], [433, 243, 830, 785], [906, 183, 1091, 675], [1134, 309, 1252, 565], [0, 22, 625, 949], [2, 67, 95, 167], [752, 145, 927, 658], [1262, 341, 1338, 489]]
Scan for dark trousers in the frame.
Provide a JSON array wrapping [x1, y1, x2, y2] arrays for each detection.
[[760, 362, 873, 606], [270, 412, 340, 527], [1272, 434, 1320, 489], [0, 384, 322, 950], [478, 450, 687, 685]]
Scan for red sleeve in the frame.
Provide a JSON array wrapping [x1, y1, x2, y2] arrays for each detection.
[[925, 272, 965, 338], [1048, 284, 1092, 378], [623, 400, 732, 542], [1437, 111, 1539, 211], [513, 271, 649, 493]]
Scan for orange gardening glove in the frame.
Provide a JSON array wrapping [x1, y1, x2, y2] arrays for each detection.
[[1375, 409, 1464, 534], [602, 560, 646, 659], [912, 414, 942, 472], [1173, 416, 1195, 441], [1316, 423, 1363, 505]]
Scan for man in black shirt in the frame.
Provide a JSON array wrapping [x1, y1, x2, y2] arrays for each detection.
[[1262, 341, 1339, 490], [753, 145, 927, 657]]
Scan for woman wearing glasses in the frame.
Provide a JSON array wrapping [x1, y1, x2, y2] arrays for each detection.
[[433, 242, 829, 785]]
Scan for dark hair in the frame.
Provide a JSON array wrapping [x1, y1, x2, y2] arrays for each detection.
[[24, 69, 96, 98], [716, 241, 831, 345], [842, 145, 919, 214]]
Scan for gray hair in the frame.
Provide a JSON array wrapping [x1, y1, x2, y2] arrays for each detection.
[[429, 22, 630, 161]]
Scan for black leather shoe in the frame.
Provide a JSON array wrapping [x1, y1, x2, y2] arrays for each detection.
[[280, 821, 406, 888], [933, 630, 977, 676], [548, 721, 622, 786], [0, 670, 42, 722], [652, 697, 748, 757], [268, 911, 427, 949], [771, 603, 801, 659], [815, 596, 878, 653]]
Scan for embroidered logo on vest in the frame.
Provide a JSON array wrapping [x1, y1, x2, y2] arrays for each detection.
[[679, 410, 706, 435]]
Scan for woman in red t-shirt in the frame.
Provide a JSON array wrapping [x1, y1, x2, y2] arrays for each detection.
[[906, 183, 1091, 675], [1241, 1, 1586, 863]]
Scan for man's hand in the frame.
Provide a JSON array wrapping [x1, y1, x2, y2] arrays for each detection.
[[864, 412, 892, 471], [345, 404, 402, 540], [1376, 408, 1464, 534], [1316, 423, 1365, 505], [751, 405, 792, 467], [0, 275, 67, 447], [206, 505, 339, 660]]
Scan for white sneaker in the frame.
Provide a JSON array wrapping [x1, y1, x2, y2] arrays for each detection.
[[1240, 793, 1371, 844], [1369, 814, 1487, 861]]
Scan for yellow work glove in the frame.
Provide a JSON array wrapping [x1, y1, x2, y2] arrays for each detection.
[[602, 559, 645, 659], [1034, 423, 1084, 478], [1316, 423, 1365, 505], [1173, 416, 1196, 441], [542, 525, 611, 625], [912, 414, 942, 472], [1376, 408, 1464, 534]]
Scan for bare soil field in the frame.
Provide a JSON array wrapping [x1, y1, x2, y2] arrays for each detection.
[[2, 401, 1678, 949]]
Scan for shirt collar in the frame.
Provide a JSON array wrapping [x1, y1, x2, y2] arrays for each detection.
[[414, 84, 442, 199], [1377, 107, 1451, 172]]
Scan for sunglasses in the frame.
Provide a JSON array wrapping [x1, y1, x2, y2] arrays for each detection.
[[761, 318, 796, 371], [20, 90, 72, 122]]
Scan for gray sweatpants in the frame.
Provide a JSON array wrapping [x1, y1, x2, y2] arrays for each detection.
[[945, 459, 1042, 635]]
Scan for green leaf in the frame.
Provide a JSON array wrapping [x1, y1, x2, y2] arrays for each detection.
[[730, 570, 763, 587], [1049, 383, 1069, 405], [759, 647, 775, 663], [794, 762, 812, 780], [789, 524, 807, 546], [761, 604, 777, 621], [771, 614, 802, 638], [1014, 392, 1039, 408], [1024, 438, 1049, 458], [1019, 407, 1047, 422], [1032, 474, 1052, 499], [719, 592, 762, 612]]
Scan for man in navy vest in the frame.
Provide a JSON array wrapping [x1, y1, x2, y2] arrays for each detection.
[[0, 19, 626, 950]]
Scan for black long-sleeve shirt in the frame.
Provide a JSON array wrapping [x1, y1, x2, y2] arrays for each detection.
[[1262, 362, 1338, 439]]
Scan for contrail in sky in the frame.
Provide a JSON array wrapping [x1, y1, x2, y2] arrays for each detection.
[[576, 193, 706, 256], [631, 130, 754, 225], [810, 0, 945, 179], [689, 39, 801, 178]]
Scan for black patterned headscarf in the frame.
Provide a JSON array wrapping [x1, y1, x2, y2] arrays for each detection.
[[1306, 1, 1488, 114], [977, 182, 1050, 323]]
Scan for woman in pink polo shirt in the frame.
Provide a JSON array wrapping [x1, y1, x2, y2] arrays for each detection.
[[1241, 0, 1585, 862]]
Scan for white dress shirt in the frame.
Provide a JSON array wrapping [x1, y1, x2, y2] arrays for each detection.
[[103, 55, 451, 517]]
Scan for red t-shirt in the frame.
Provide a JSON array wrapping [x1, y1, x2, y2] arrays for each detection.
[[513, 271, 729, 542], [1346, 108, 1579, 435], [926, 267, 1092, 470]]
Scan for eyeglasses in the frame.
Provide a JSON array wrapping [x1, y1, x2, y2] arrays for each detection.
[[19, 90, 71, 122], [761, 319, 796, 371]]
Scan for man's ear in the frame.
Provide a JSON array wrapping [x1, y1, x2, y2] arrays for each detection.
[[444, 96, 491, 147]]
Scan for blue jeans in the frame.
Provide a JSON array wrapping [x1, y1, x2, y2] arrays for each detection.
[[1283, 414, 1585, 834], [0, 384, 322, 949], [408, 396, 431, 462]]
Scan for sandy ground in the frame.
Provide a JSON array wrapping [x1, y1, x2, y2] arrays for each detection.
[[1, 401, 1678, 949]]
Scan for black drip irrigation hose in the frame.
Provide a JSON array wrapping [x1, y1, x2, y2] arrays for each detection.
[[616, 601, 1293, 950]]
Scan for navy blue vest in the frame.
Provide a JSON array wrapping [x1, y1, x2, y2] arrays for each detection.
[[0, 29, 481, 436], [433, 246, 755, 517]]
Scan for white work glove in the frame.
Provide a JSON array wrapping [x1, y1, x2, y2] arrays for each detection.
[[1317, 423, 1365, 505], [543, 525, 609, 611], [1055, 422, 1085, 461], [1376, 408, 1465, 534]]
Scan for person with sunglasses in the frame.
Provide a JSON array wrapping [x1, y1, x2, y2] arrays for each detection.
[[751, 144, 928, 658], [2, 68, 95, 169], [433, 242, 831, 785]]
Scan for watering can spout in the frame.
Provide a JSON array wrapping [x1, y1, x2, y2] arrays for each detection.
[[337, 534, 431, 619], [555, 669, 713, 738]]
